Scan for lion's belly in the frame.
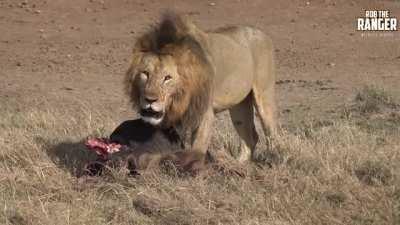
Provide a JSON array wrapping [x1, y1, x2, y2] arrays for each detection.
[[207, 33, 254, 112], [212, 73, 253, 112]]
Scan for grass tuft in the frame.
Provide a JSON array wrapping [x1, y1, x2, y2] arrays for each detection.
[[323, 191, 347, 207], [354, 160, 393, 186], [354, 85, 396, 114]]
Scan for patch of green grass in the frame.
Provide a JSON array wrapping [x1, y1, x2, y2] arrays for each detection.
[[287, 156, 321, 175], [340, 86, 400, 134], [355, 85, 396, 114], [355, 160, 393, 186], [323, 191, 347, 208], [356, 112, 400, 133]]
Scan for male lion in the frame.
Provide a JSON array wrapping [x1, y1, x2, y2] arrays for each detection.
[[125, 13, 276, 163]]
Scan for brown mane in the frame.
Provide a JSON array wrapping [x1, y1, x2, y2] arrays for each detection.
[[125, 13, 213, 130]]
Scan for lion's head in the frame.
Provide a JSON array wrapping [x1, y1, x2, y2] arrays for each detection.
[[125, 14, 213, 128]]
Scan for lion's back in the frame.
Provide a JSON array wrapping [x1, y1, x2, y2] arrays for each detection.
[[211, 26, 271, 49], [204, 26, 274, 111]]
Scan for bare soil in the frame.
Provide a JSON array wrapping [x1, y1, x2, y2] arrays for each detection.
[[1, 0, 399, 118]]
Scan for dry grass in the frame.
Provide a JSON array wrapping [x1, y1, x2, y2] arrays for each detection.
[[354, 85, 396, 114], [0, 88, 399, 225]]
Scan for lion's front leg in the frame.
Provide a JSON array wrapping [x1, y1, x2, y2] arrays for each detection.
[[190, 108, 214, 157]]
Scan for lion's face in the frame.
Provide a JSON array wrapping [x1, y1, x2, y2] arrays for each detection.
[[129, 53, 183, 126]]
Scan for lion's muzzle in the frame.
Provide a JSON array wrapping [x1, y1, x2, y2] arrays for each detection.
[[140, 108, 163, 119], [139, 93, 165, 125], [140, 107, 164, 126]]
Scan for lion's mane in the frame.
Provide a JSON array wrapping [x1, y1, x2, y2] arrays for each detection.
[[125, 13, 213, 129]]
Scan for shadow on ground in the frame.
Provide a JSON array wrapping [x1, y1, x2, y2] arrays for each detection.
[[46, 140, 98, 177]]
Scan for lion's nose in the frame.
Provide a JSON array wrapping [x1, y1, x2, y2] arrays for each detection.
[[145, 96, 158, 103]]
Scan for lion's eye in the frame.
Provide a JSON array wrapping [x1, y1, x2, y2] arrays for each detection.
[[163, 75, 172, 83]]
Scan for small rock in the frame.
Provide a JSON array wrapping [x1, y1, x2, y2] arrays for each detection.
[[34, 9, 41, 14], [39, 29, 44, 33], [20, 1, 28, 7], [328, 62, 335, 67], [70, 26, 80, 31], [306, 1, 310, 5], [209, 2, 216, 6]]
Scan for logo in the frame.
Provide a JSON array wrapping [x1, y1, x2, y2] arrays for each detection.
[[357, 10, 397, 31]]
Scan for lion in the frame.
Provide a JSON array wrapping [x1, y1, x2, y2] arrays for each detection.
[[125, 13, 276, 163]]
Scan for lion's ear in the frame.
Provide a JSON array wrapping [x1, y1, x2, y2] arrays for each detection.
[[133, 34, 154, 53]]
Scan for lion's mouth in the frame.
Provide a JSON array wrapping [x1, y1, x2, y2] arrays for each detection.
[[140, 108, 164, 119]]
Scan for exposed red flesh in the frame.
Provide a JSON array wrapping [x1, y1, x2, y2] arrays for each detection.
[[85, 138, 122, 159]]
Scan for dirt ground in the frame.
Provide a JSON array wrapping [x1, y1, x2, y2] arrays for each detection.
[[1, 0, 399, 121], [0, 0, 400, 225]]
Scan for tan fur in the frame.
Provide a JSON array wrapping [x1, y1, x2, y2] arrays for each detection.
[[125, 13, 277, 163]]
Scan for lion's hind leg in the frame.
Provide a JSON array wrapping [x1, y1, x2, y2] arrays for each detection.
[[229, 94, 259, 163], [251, 36, 277, 147], [252, 86, 277, 149]]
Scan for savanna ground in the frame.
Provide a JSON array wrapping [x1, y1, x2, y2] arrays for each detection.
[[0, 0, 400, 224]]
